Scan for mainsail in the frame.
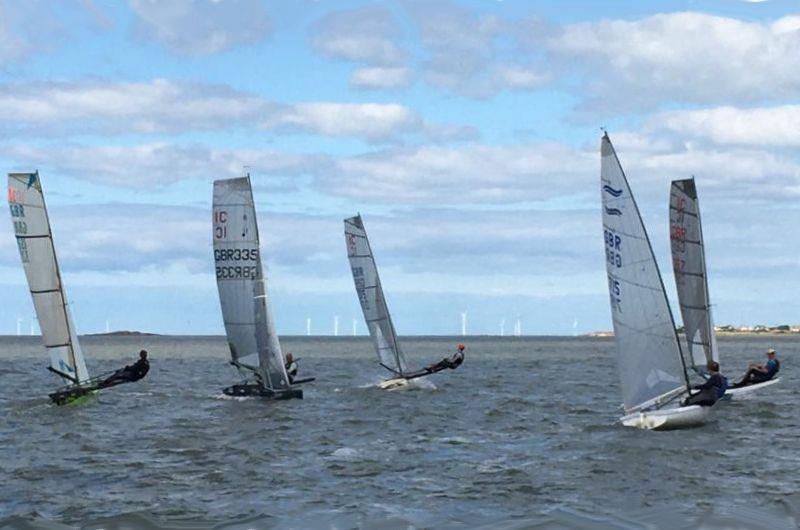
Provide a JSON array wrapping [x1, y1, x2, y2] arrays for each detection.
[[344, 215, 407, 375], [670, 178, 718, 371], [600, 134, 689, 411], [212, 177, 290, 391], [8, 172, 89, 385]]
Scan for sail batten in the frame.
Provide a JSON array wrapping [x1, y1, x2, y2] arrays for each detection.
[[212, 177, 290, 391], [344, 215, 407, 375], [8, 172, 89, 385], [670, 177, 718, 370], [600, 135, 689, 412]]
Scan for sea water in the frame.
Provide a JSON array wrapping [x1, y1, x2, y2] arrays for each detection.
[[0, 335, 797, 529]]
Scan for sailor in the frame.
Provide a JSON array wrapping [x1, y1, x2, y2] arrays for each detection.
[[285, 353, 298, 383], [683, 360, 727, 407], [101, 350, 150, 388], [426, 344, 466, 372], [731, 348, 780, 388]]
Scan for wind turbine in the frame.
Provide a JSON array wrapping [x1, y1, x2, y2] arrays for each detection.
[[460, 311, 467, 336], [352, 318, 357, 336], [334, 314, 339, 336], [500, 318, 506, 337], [306, 317, 311, 336], [514, 315, 522, 337]]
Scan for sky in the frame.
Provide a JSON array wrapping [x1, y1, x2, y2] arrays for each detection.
[[0, 0, 799, 336]]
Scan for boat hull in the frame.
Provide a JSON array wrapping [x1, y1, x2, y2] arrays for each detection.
[[620, 404, 711, 431], [724, 377, 780, 400], [49, 386, 98, 406], [223, 383, 303, 400], [377, 377, 411, 391]]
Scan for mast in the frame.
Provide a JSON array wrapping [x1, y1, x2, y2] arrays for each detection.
[[38, 171, 79, 377]]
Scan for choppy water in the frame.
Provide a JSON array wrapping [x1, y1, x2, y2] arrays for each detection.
[[0, 335, 798, 529]]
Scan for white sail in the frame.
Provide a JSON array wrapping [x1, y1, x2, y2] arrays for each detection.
[[600, 135, 689, 411], [212, 177, 290, 391], [670, 178, 718, 371], [344, 215, 407, 374], [8, 172, 89, 385]]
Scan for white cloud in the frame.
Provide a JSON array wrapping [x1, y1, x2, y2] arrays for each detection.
[[0, 1, 96, 65], [129, 0, 271, 56], [1, 143, 328, 189], [311, 6, 404, 65], [648, 105, 800, 147], [547, 12, 800, 110], [0, 80, 429, 141], [350, 67, 412, 89], [325, 142, 595, 203], [264, 102, 421, 140], [491, 64, 549, 90]]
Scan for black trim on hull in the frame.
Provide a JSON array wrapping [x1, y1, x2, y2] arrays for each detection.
[[223, 383, 303, 400]]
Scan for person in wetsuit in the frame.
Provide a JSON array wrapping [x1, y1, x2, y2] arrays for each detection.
[[426, 344, 466, 373], [683, 360, 727, 407], [731, 348, 780, 388], [101, 350, 150, 388], [285, 352, 298, 383]]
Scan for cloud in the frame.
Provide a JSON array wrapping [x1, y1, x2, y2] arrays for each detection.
[[647, 105, 800, 148], [264, 102, 421, 140], [350, 67, 412, 89], [0, 1, 97, 65], [311, 6, 404, 65], [128, 0, 271, 56], [325, 142, 595, 203], [0, 79, 430, 141], [310, 6, 414, 90], [1, 143, 329, 189], [547, 12, 800, 111]]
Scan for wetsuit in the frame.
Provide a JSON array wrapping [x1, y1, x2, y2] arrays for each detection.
[[427, 350, 465, 372], [101, 358, 150, 388], [734, 358, 779, 387], [683, 373, 727, 407], [286, 360, 298, 383]]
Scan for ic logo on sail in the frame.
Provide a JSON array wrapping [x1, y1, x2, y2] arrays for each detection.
[[346, 233, 357, 256]]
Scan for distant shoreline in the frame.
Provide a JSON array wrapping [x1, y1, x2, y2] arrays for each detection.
[[84, 330, 160, 337]]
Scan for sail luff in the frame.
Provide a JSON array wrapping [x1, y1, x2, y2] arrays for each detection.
[[39, 173, 79, 379], [693, 180, 719, 364], [601, 134, 690, 411]]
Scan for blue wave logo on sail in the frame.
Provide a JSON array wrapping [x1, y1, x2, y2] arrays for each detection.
[[602, 185, 623, 197], [604, 207, 622, 216]]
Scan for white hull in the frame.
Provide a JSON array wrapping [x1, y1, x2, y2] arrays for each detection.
[[620, 404, 711, 431], [377, 377, 411, 391], [724, 377, 780, 400]]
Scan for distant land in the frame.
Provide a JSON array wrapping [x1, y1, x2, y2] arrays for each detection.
[[85, 330, 160, 337], [587, 324, 800, 338]]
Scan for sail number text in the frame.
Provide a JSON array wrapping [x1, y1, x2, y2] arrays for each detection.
[[351, 266, 370, 308], [604, 229, 622, 312], [214, 247, 260, 280], [214, 210, 228, 239], [604, 229, 622, 268]]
